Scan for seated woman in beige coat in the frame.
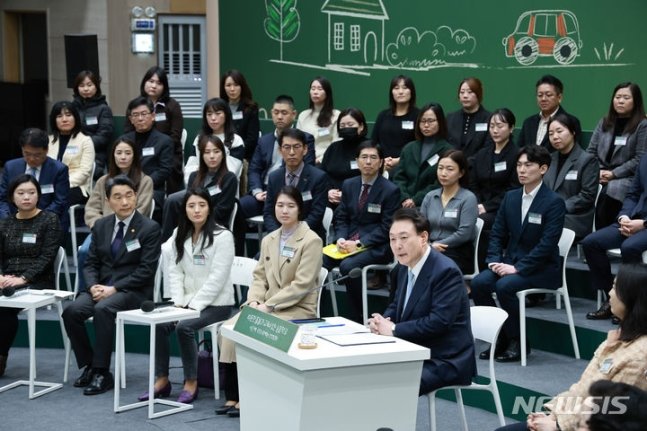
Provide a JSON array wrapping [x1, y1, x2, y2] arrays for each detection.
[[217, 185, 323, 418], [47, 101, 95, 206]]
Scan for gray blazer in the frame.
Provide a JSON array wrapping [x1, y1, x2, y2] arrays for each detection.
[[420, 187, 478, 247], [587, 118, 647, 202], [544, 145, 598, 238]]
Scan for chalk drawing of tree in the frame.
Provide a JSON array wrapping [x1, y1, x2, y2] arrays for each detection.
[[264, 0, 301, 61]]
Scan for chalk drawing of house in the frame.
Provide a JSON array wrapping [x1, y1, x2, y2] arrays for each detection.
[[321, 0, 389, 65]]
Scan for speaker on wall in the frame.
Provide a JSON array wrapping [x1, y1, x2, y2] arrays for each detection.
[[64, 34, 99, 88]]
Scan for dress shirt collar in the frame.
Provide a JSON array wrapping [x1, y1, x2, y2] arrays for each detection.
[[409, 245, 432, 280], [522, 181, 542, 199], [114, 211, 136, 231]]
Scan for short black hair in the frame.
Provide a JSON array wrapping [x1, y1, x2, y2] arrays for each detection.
[[392, 208, 431, 235], [535, 74, 564, 94], [274, 94, 295, 108], [278, 128, 307, 146], [7, 174, 41, 204], [126, 96, 154, 117], [517, 145, 551, 169], [356, 141, 385, 175], [276, 185, 305, 221], [586, 380, 647, 431], [489, 108, 516, 129], [20, 128, 49, 149], [105, 174, 138, 198], [615, 263, 647, 341]]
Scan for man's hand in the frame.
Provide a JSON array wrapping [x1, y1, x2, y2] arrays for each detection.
[[490, 263, 517, 277], [527, 412, 558, 431], [254, 191, 267, 202], [478, 204, 486, 215], [368, 313, 393, 336], [89, 284, 117, 301], [336, 239, 358, 254], [431, 242, 448, 253], [402, 198, 415, 208], [619, 217, 645, 237], [599, 169, 614, 184], [0, 275, 26, 288]]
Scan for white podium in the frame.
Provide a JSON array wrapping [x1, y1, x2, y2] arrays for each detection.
[[114, 307, 199, 419], [0, 289, 74, 399], [221, 317, 430, 431]]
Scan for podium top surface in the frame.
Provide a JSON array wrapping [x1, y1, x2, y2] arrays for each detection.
[[0, 289, 71, 309], [222, 316, 430, 371]]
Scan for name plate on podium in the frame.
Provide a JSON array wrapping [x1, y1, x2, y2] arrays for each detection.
[[234, 307, 298, 352]]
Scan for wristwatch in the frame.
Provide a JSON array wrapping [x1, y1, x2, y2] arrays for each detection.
[[391, 323, 396, 334]]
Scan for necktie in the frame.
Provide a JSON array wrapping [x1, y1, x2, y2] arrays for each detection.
[[111, 221, 125, 258], [403, 270, 415, 311], [358, 183, 371, 210], [29, 167, 38, 179], [287, 173, 297, 186]]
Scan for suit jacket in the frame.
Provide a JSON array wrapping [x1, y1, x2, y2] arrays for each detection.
[[0, 156, 70, 219], [73, 94, 114, 169], [84, 210, 161, 300], [544, 145, 598, 238], [383, 250, 476, 393], [248, 130, 315, 195], [84, 174, 154, 228], [263, 164, 328, 238], [231, 104, 261, 160], [618, 153, 647, 220], [487, 183, 565, 283], [164, 228, 235, 311], [446, 105, 492, 158], [187, 170, 237, 227], [393, 138, 454, 205], [48, 132, 95, 197], [334, 175, 400, 249], [587, 118, 647, 202], [468, 141, 520, 214], [518, 106, 582, 151], [244, 222, 323, 320]]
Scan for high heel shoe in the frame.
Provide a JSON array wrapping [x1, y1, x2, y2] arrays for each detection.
[[137, 381, 172, 401], [177, 387, 199, 404]]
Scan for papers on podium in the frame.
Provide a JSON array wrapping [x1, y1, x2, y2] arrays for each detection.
[[317, 333, 397, 347]]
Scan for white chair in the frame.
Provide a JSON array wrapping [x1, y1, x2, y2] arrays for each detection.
[[322, 207, 333, 244], [517, 228, 579, 367], [577, 183, 603, 261], [68, 163, 96, 279], [53, 247, 74, 383], [360, 260, 396, 324], [227, 202, 238, 232], [601, 248, 647, 308], [463, 218, 484, 281], [428, 306, 508, 431], [198, 256, 258, 399], [316, 267, 329, 318]]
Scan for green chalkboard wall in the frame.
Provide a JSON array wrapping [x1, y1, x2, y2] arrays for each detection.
[[219, 0, 647, 133]]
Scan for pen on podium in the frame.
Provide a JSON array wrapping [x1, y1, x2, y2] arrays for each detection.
[[317, 323, 345, 328]]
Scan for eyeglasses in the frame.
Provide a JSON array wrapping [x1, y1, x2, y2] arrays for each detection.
[[130, 112, 152, 119], [281, 144, 303, 152], [419, 119, 437, 125]]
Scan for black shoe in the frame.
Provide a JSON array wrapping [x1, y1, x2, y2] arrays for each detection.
[[479, 337, 508, 360], [83, 371, 114, 395], [586, 301, 612, 320], [73, 366, 94, 388], [525, 293, 546, 308], [0, 354, 7, 377], [227, 407, 240, 417], [495, 339, 529, 363], [215, 404, 236, 415]]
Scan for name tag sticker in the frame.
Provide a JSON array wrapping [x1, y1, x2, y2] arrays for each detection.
[[41, 184, 54, 194], [317, 127, 330, 137], [125, 239, 141, 252], [528, 212, 542, 225], [86, 116, 98, 126], [232, 111, 243, 120], [66, 146, 79, 155], [565, 170, 578, 180], [401, 121, 414, 130], [475, 122, 488, 132], [444, 209, 458, 218], [614, 136, 627, 146], [208, 185, 222, 196], [599, 358, 613, 374], [155, 112, 167, 122], [367, 203, 382, 214], [281, 246, 296, 258], [22, 233, 37, 244], [494, 161, 507, 172], [350, 160, 358, 170], [142, 147, 155, 157], [427, 154, 439, 167], [193, 254, 206, 266], [301, 190, 313, 201]]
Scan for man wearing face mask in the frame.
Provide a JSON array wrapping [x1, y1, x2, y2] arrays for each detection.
[[320, 108, 371, 207]]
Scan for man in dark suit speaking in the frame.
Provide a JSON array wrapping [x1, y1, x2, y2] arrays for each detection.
[[368, 208, 476, 395], [63, 175, 160, 395]]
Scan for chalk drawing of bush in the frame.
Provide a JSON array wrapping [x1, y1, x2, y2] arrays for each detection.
[[386, 26, 476, 68], [436, 26, 476, 57]]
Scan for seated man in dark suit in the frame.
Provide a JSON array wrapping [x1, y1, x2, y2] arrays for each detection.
[[0, 128, 70, 223], [239, 95, 315, 219], [122, 96, 174, 222], [63, 175, 161, 395], [323, 141, 400, 323], [263, 128, 327, 239], [517, 75, 582, 151], [369, 208, 476, 395], [471, 145, 565, 362], [581, 152, 647, 321]]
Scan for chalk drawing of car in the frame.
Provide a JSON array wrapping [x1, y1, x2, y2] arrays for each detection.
[[502, 10, 582, 65]]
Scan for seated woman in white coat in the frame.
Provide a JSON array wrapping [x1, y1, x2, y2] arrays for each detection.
[[216, 185, 323, 418], [138, 188, 235, 404]]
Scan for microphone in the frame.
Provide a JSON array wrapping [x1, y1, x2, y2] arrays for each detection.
[[269, 267, 363, 311], [2, 284, 30, 297], [140, 300, 175, 313]]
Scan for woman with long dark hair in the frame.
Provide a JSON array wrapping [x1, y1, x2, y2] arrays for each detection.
[[220, 69, 260, 160], [296, 76, 340, 163], [138, 188, 235, 404], [47, 101, 95, 206]]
